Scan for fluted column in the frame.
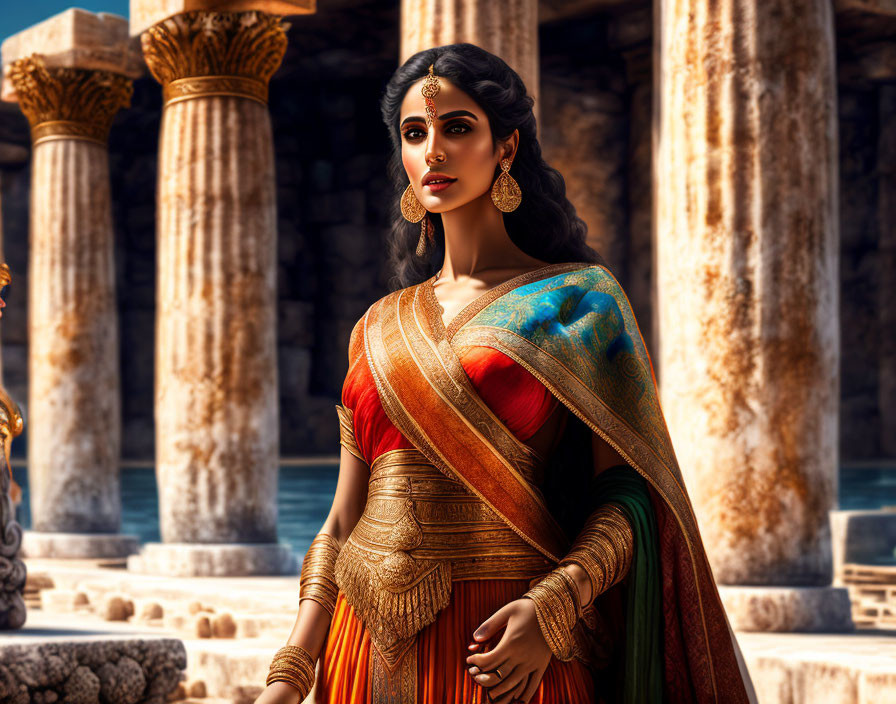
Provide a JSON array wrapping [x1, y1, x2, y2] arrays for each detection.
[[654, 0, 851, 631], [127, 8, 294, 576], [400, 0, 539, 113], [1, 10, 142, 559]]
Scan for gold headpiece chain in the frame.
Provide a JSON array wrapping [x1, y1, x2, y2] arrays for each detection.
[[422, 64, 440, 126]]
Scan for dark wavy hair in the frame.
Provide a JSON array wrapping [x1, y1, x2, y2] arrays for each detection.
[[380, 43, 605, 290]]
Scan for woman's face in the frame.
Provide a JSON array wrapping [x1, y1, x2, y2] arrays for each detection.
[[398, 76, 517, 214]]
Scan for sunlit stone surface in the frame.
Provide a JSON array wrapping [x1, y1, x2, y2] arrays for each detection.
[[2, 10, 141, 558], [127, 4, 296, 575], [654, 0, 849, 630]]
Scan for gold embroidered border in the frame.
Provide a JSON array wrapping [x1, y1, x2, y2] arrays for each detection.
[[363, 291, 564, 563], [407, 286, 547, 506], [427, 261, 590, 339], [370, 641, 417, 704], [452, 324, 719, 698]]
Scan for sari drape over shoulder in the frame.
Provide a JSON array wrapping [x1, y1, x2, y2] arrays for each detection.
[[320, 262, 756, 704]]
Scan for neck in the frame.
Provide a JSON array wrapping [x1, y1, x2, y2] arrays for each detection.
[[436, 191, 532, 281]]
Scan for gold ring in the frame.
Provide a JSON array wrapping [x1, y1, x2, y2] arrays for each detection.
[[494, 667, 504, 679]]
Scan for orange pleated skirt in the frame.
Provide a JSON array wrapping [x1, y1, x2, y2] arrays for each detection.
[[316, 579, 596, 703]]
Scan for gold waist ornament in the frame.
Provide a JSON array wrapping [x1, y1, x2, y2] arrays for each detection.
[[334, 447, 554, 702]]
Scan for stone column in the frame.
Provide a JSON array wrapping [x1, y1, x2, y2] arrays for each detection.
[[126, 0, 311, 577], [654, 0, 851, 631], [1, 10, 142, 559], [400, 0, 540, 112]]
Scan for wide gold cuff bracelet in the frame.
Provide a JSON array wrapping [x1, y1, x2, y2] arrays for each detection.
[[523, 566, 582, 661], [299, 533, 341, 616], [559, 502, 634, 609]]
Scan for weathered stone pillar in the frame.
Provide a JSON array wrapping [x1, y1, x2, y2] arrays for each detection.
[[654, 0, 851, 631], [400, 0, 540, 112], [0, 10, 142, 559], [126, 0, 311, 577]]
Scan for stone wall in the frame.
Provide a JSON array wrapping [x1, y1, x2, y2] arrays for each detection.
[[836, 8, 896, 461]]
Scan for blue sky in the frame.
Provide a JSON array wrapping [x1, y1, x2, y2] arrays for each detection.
[[2, 2, 130, 45]]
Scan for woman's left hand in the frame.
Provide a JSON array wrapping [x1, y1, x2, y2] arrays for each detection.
[[465, 597, 552, 704]]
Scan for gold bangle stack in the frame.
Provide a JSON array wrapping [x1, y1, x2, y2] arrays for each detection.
[[559, 502, 634, 609], [266, 645, 315, 695], [523, 566, 582, 661], [299, 533, 341, 615]]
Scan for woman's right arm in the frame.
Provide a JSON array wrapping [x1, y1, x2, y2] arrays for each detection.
[[255, 443, 370, 704]]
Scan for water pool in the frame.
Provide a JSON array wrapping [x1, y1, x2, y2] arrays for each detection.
[[10, 463, 896, 559]]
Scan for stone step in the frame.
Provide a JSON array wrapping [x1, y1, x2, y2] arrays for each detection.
[[33, 587, 298, 641], [843, 563, 896, 584], [22, 559, 301, 615]]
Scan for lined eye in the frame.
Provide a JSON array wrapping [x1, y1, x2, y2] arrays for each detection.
[[402, 122, 471, 141]]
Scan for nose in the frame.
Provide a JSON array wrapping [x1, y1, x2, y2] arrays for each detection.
[[424, 124, 446, 165]]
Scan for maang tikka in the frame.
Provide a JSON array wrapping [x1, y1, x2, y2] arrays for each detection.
[[401, 64, 442, 257]]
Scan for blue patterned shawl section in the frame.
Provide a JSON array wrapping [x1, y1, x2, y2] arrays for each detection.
[[452, 264, 689, 525]]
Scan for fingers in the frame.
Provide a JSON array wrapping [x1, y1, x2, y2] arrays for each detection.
[[466, 642, 508, 672], [485, 666, 527, 704], [520, 667, 544, 704], [517, 672, 535, 704], [472, 601, 514, 643], [468, 656, 511, 690]]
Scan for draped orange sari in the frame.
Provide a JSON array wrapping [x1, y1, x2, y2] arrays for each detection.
[[316, 261, 756, 704], [317, 344, 597, 703]]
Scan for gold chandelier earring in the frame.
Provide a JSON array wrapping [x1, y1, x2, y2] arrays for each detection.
[[491, 158, 522, 212], [400, 183, 431, 256]]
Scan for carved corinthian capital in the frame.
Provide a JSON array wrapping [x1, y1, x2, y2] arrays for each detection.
[[141, 11, 289, 107], [7, 55, 133, 146]]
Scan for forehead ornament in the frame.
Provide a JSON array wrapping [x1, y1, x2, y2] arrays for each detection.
[[422, 64, 440, 127]]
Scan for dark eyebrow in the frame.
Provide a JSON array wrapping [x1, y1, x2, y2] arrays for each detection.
[[400, 110, 479, 128]]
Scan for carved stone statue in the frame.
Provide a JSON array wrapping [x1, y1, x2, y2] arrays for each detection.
[[0, 263, 26, 630]]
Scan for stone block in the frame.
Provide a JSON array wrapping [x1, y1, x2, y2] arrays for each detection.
[[830, 509, 896, 583], [0, 639, 186, 704], [211, 612, 236, 638], [277, 302, 314, 347], [127, 542, 298, 577], [719, 585, 854, 632], [40, 588, 86, 613], [308, 190, 365, 224], [860, 670, 896, 704], [129, 0, 316, 38], [186, 680, 207, 698], [0, 142, 27, 167], [101, 594, 134, 621], [1, 9, 144, 102], [194, 614, 212, 638], [138, 601, 164, 620], [21, 531, 140, 559]]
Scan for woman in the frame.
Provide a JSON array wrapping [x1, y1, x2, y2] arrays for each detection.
[[256, 44, 757, 704]]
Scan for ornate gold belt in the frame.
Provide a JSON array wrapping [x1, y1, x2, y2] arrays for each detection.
[[334, 447, 553, 703]]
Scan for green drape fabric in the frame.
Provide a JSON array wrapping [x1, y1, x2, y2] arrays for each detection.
[[591, 464, 663, 704]]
